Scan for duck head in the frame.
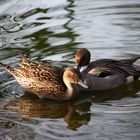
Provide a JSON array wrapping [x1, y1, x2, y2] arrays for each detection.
[[75, 48, 91, 71], [63, 67, 88, 89]]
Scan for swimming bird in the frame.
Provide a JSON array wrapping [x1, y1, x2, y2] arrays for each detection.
[[0, 55, 88, 100], [75, 48, 140, 90]]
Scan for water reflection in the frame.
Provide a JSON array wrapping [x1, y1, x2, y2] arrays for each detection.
[[4, 93, 91, 130], [4, 80, 140, 130]]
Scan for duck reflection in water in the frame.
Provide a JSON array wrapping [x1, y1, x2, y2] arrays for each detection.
[[4, 92, 91, 131], [4, 80, 140, 130]]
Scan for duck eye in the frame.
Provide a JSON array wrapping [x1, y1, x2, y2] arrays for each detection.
[[72, 73, 75, 77]]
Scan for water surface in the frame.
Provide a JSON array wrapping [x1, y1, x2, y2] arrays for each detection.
[[0, 0, 140, 139]]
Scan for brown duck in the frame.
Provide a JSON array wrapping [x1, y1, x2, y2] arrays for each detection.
[[0, 55, 88, 100]]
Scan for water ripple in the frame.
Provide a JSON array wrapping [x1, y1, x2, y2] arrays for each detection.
[[0, 0, 140, 139]]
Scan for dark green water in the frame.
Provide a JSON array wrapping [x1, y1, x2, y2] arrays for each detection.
[[0, 0, 140, 139]]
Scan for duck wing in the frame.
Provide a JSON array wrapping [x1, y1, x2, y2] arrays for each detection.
[[85, 59, 125, 76], [27, 63, 64, 86], [106, 64, 139, 76], [89, 56, 140, 68], [86, 59, 140, 77], [87, 65, 129, 77]]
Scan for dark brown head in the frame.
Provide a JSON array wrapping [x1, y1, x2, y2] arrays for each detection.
[[75, 48, 91, 71]]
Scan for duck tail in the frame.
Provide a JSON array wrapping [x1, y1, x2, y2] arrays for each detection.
[[120, 56, 140, 64], [132, 56, 140, 63], [0, 62, 15, 74], [18, 53, 31, 67], [19, 53, 29, 63]]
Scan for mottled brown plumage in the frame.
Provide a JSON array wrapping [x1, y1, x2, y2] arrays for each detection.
[[0, 55, 88, 100]]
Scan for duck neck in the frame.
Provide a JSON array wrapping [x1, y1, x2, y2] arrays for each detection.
[[64, 81, 80, 100], [80, 64, 89, 72]]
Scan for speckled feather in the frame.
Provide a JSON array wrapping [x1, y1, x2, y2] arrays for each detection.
[[0, 55, 88, 100], [0, 56, 69, 100]]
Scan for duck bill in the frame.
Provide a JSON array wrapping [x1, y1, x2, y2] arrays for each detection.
[[78, 80, 88, 88]]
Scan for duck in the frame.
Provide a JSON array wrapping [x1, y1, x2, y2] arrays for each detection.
[[0, 55, 88, 101], [75, 48, 140, 90]]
